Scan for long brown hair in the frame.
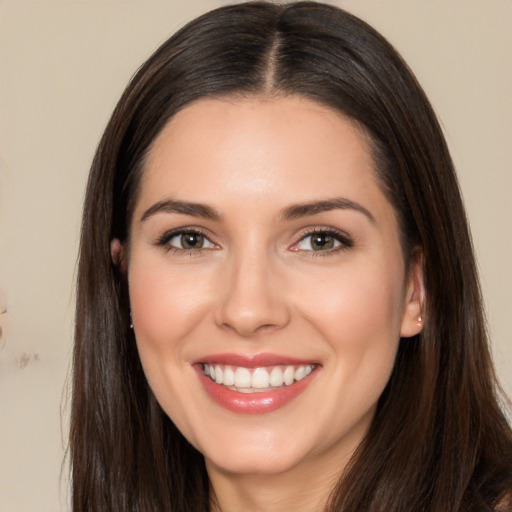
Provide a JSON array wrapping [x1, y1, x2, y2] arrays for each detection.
[[71, 2, 512, 510]]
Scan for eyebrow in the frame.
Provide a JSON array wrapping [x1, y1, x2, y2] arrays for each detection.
[[140, 199, 221, 222], [140, 197, 375, 224], [281, 198, 376, 223]]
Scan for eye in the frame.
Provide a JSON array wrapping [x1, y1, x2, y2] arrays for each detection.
[[292, 229, 353, 253], [157, 229, 217, 251]]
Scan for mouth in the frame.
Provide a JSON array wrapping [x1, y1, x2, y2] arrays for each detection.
[[202, 363, 315, 393], [194, 355, 319, 414]]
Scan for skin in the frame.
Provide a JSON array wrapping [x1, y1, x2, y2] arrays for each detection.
[[115, 96, 424, 512]]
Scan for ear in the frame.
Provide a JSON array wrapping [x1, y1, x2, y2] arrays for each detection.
[[111, 238, 127, 273], [400, 248, 426, 338]]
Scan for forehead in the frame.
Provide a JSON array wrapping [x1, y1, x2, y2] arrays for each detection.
[[135, 95, 392, 224]]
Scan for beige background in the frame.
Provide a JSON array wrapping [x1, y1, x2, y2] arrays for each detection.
[[0, 1, 510, 510]]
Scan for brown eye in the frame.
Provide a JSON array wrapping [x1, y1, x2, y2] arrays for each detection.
[[162, 230, 216, 251], [292, 229, 353, 254], [181, 232, 204, 249], [310, 233, 335, 250], [296, 232, 341, 251]]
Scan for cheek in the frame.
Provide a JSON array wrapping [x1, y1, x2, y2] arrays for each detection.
[[127, 254, 216, 411], [297, 261, 405, 342], [129, 259, 212, 349], [127, 257, 215, 437], [294, 261, 404, 398]]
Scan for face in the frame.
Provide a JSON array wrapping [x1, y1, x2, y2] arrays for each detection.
[[122, 96, 424, 482]]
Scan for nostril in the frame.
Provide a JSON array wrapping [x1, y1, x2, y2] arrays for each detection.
[[254, 323, 283, 334]]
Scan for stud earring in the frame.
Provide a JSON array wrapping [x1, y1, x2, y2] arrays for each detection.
[[129, 310, 134, 329], [417, 315, 422, 324]]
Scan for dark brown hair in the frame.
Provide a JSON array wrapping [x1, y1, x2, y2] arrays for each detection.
[[71, 2, 512, 511]]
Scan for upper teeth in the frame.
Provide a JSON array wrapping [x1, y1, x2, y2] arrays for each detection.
[[203, 363, 314, 391]]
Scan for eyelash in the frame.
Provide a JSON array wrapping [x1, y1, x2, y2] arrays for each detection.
[[155, 228, 217, 256], [154, 227, 354, 256], [292, 228, 354, 256]]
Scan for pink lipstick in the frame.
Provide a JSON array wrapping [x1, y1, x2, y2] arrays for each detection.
[[193, 353, 319, 414]]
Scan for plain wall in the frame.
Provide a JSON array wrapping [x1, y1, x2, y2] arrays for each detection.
[[0, 1, 510, 510]]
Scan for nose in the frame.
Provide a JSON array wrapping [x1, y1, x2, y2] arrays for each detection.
[[214, 248, 291, 337]]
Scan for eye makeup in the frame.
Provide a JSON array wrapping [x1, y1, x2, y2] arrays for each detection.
[[152, 224, 355, 259]]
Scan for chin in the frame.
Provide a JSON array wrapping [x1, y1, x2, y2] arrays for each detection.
[[204, 443, 307, 476]]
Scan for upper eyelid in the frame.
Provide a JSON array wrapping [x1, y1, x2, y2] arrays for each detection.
[[295, 226, 352, 241], [160, 226, 213, 238], [291, 227, 354, 250], [156, 227, 217, 246], [299, 226, 346, 235]]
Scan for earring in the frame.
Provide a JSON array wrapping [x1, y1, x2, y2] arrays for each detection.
[[129, 309, 134, 329], [417, 315, 422, 324]]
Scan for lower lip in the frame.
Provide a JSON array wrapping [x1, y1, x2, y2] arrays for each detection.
[[195, 366, 317, 415]]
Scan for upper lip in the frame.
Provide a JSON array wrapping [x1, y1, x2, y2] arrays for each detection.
[[193, 352, 319, 368]]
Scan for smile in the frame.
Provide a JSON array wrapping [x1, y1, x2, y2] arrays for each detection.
[[202, 363, 315, 392], [195, 356, 319, 414]]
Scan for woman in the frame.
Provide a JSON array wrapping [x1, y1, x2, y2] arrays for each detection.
[[71, 2, 512, 511]]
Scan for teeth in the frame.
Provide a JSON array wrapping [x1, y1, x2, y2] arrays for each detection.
[[223, 366, 235, 386], [234, 367, 252, 388], [252, 367, 270, 388], [284, 366, 295, 385], [203, 363, 315, 391], [294, 366, 306, 381], [269, 366, 283, 387]]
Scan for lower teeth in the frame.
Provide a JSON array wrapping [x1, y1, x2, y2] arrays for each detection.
[[227, 385, 284, 393]]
